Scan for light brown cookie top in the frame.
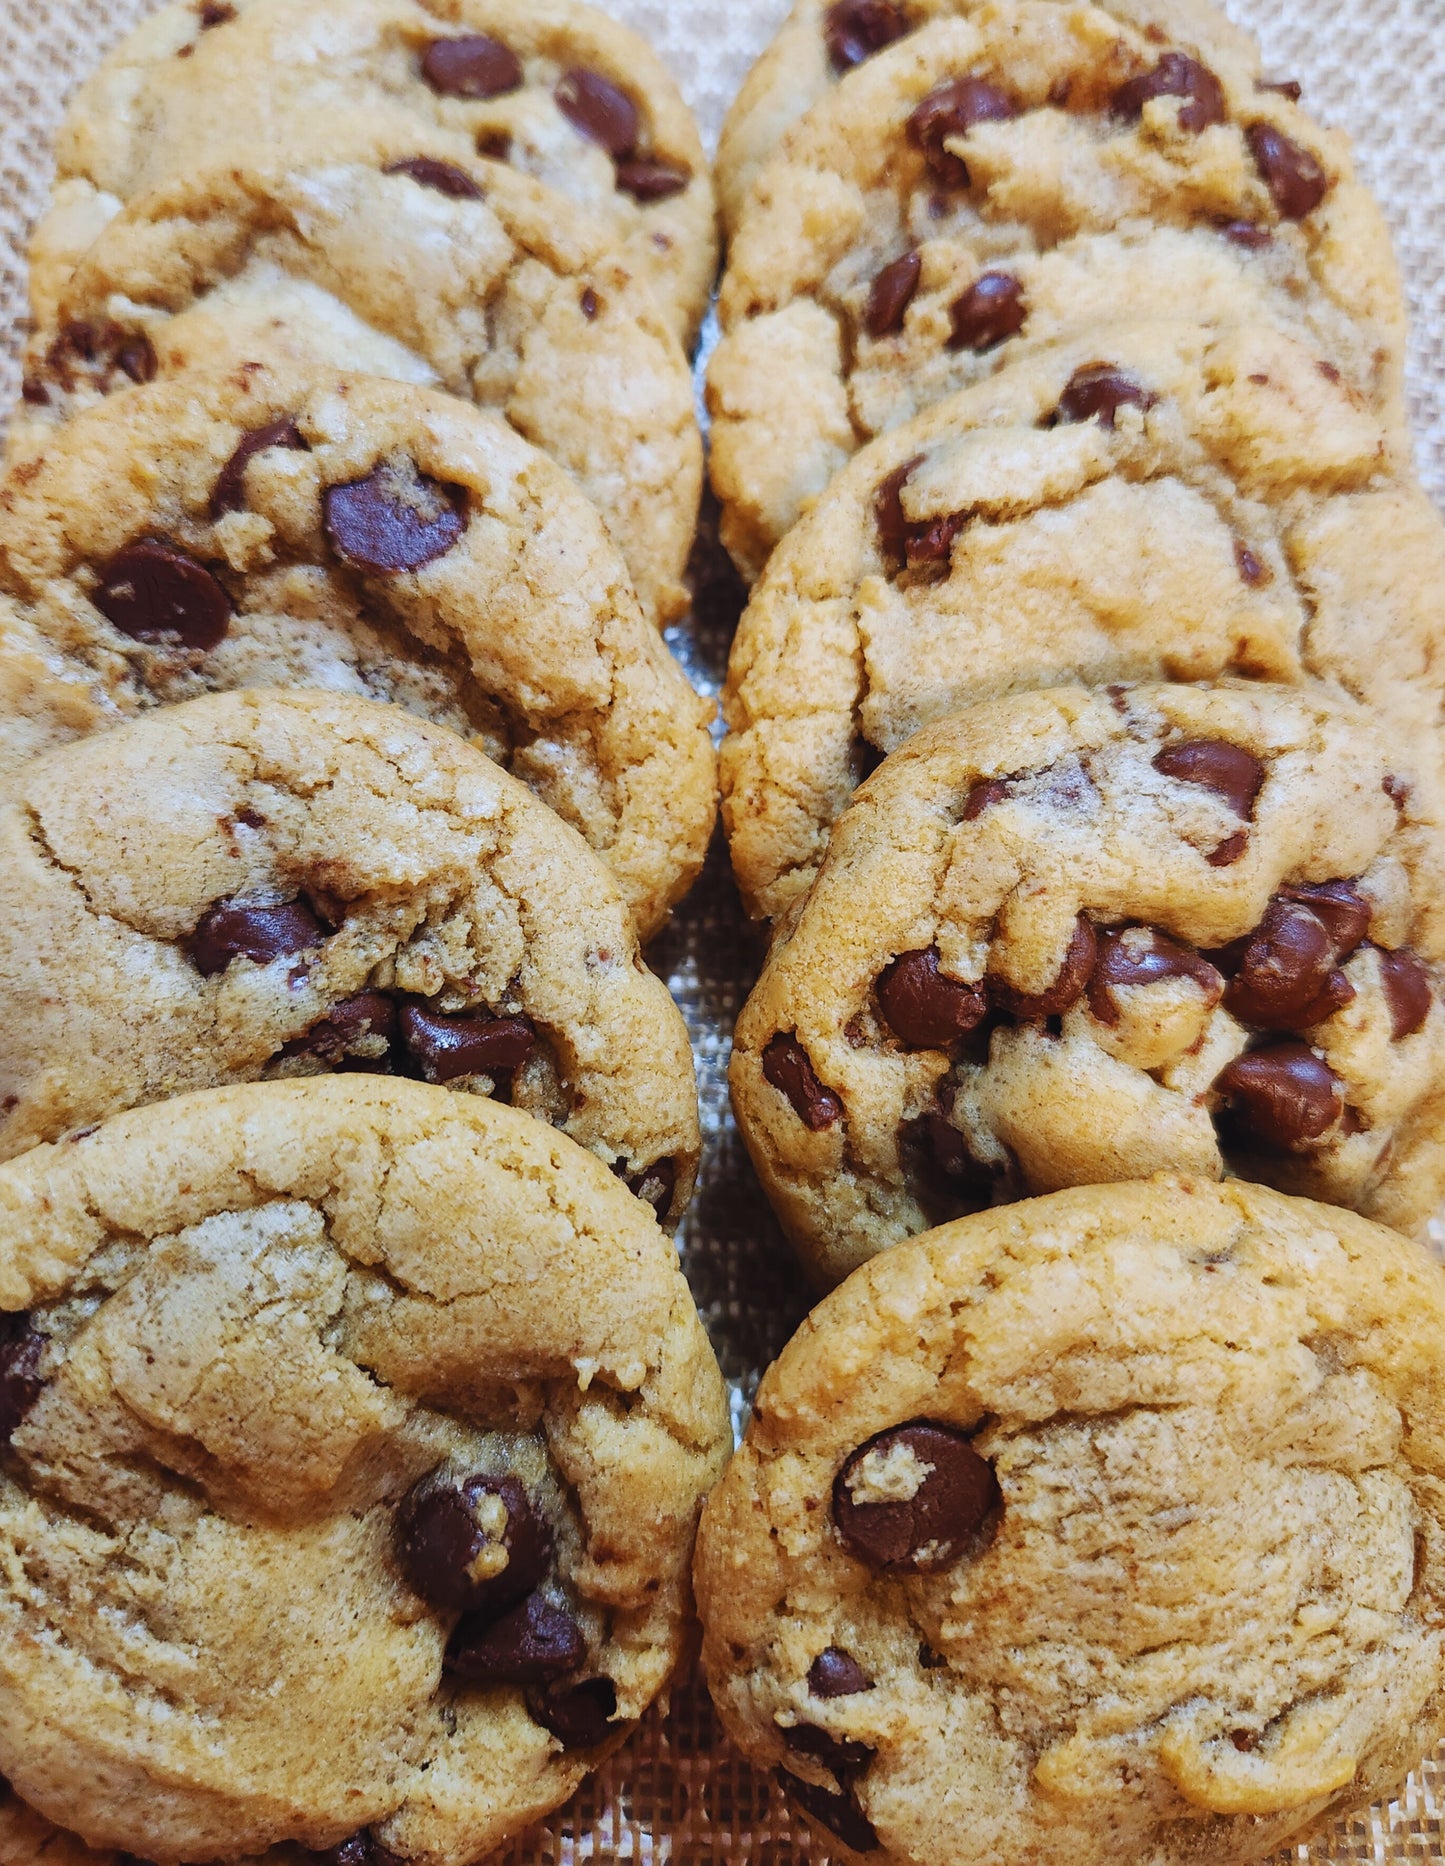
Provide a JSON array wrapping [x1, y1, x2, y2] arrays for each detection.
[[0, 687, 700, 1226], [0, 1076, 730, 1864], [720, 322, 1441, 921], [715, 0, 1263, 226], [32, 0, 716, 348], [709, 3, 1405, 578], [731, 682, 1445, 1286], [14, 133, 701, 629], [0, 362, 715, 939], [694, 1174, 1445, 1866]]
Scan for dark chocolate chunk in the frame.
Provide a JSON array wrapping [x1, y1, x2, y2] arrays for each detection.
[[908, 76, 1015, 187], [762, 1033, 843, 1130], [948, 271, 1026, 351], [1152, 739, 1264, 818], [1276, 880, 1371, 960], [615, 156, 691, 201], [394, 1470, 552, 1615], [1112, 52, 1226, 133], [775, 1771, 880, 1851], [1213, 1041, 1345, 1149], [988, 915, 1097, 1020], [446, 1589, 587, 1685], [211, 416, 307, 517], [876, 947, 987, 1048], [1246, 122, 1328, 218], [555, 68, 639, 157], [1379, 948, 1434, 1040], [189, 898, 327, 976], [526, 1674, 617, 1748], [397, 1003, 536, 1084], [865, 250, 923, 338], [383, 156, 483, 198], [833, 1421, 998, 1571], [1054, 363, 1156, 429], [808, 1648, 875, 1699], [0, 1317, 46, 1443], [421, 34, 523, 99], [824, 0, 910, 73], [323, 459, 466, 573], [93, 539, 232, 650], [1223, 898, 1351, 1028], [1086, 927, 1222, 1026]]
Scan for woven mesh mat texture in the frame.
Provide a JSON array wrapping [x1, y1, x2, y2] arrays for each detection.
[[2, 0, 1444, 1859]]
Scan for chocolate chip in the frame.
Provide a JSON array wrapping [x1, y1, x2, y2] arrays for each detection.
[[1206, 829, 1249, 867], [189, 898, 326, 976], [19, 377, 48, 406], [93, 539, 232, 650], [902, 509, 966, 565], [1213, 1041, 1345, 1149], [477, 130, 513, 161], [1230, 1728, 1260, 1752], [397, 1003, 536, 1084], [308, 1834, 402, 1866], [908, 1106, 997, 1202], [395, 1470, 552, 1615], [621, 1156, 677, 1215], [1276, 881, 1371, 960], [0, 1317, 45, 1443], [1257, 77, 1303, 102], [1384, 774, 1410, 808], [762, 1033, 843, 1130], [1152, 739, 1264, 818], [421, 34, 522, 99], [1086, 927, 1222, 1026], [874, 456, 921, 557], [1234, 539, 1269, 586], [1223, 898, 1353, 1028], [865, 250, 922, 338], [989, 915, 1097, 1021], [1220, 218, 1272, 248], [824, 0, 910, 72], [116, 333, 158, 384], [383, 156, 483, 198], [615, 157, 691, 201], [1246, 122, 1328, 218], [876, 947, 987, 1048], [446, 1590, 587, 1685], [286, 992, 397, 1065], [555, 69, 639, 158], [1054, 363, 1156, 429], [211, 416, 307, 517], [834, 1421, 997, 1572], [948, 271, 1026, 351], [198, 1, 235, 25], [808, 1648, 875, 1699], [908, 76, 1015, 188], [963, 776, 1012, 818], [323, 459, 466, 572], [1112, 53, 1225, 133], [526, 1675, 617, 1748], [775, 1772, 879, 1853], [1379, 948, 1434, 1040], [784, 1724, 875, 1779]]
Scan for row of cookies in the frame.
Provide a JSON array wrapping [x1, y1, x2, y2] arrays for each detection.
[[0, 1, 737, 1861]]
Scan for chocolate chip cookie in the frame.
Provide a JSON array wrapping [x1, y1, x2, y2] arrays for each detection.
[[0, 361, 715, 939], [731, 682, 1445, 1286], [694, 1173, 1445, 1865], [0, 687, 700, 1226], [720, 322, 1442, 920], [715, 0, 1263, 226], [14, 133, 700, 628], [0, 1074, 730, 1862], [32, 0, 716, 347], [709, 3, 1405, 578]]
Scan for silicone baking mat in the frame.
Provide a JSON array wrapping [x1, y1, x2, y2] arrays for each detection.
[[2, 0, 1443, 1859]]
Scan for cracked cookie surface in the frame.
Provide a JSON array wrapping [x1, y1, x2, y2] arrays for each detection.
[[694, 1174, 1445, 1866], [13, 133, 700, 629], [0, 362, 715, 939], [730, 682, 1445, 1285], [0, 1075, 730, 1864], [720, 322, 1442, 920], [0, 688, 700, 1226], [708, 2, 1405, 577], [30, 0, 716, 348]]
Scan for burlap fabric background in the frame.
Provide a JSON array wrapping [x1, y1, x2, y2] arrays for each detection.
[[1, 0, 1443, 1858]]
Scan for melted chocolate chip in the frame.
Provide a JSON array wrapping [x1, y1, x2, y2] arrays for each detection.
[[1112, 52, 1226, 133], [116, 333, 158, 383], [1086, 927, 1222, 1026], [865, 250, 923, 338], [1206, 829, 1250, 867], [615, 156, 691, 201], [784, 1724, 875, 1779], [762, 1033, 843, 1130], [1246, 122, 1328, 218], [1234, 539, 1269, 586], [621, 1155, 677, 1215], [948, 271, 1026, 351], [876, 947, 987, 1048], [775, 1772, 880, 1853], [908, 76, 1015, 187], [0, 1318, 46, 1443], [526, 1675, 617, 1748], [93, 539, 232, 650], [1379, 948, 1434, 1040], [989, 915, 1097, 1021], [1220, 218, 1273, 248], [808, 1648, 875, 1698], [323, 460, 466, 573], [383, 156, 483, 198], [446, 1590, 587, 1685], [963, 776, 1012, 819], [1054, 363, 1156, 429], [286, 992, 397, 1066], [1214, 1041, 1345, 1149], [189, 898, 326, 976], [211, 416, 307, 517], [908, 1106, 998, 1204], [824, 0, 910, 72], [1276, 881, 1371, 960], [395, 1470, 552, 1615], [555, 68, 639, 157], [834, 1421, 997, 1571], [397, 1003, 536, 1084], [1152, 739, 1264, 818], [421, 34, 523, 99], [874, 456, 921, 557]]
